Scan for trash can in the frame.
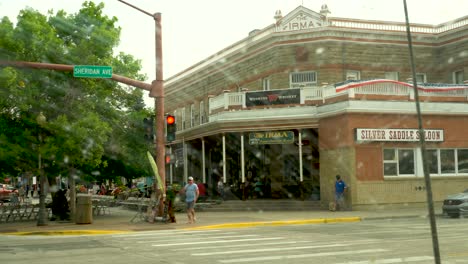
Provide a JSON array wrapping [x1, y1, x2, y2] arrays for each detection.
[[75, 194, 93, 224]]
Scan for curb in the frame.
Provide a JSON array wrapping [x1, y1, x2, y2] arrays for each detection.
[[3, 230, 131, 236], [184, 217, 362, 230]]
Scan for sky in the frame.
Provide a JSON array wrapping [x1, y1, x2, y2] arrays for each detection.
[[1, 0, 467, 105]]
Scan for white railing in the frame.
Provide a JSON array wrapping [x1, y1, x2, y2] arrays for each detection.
[[329, 16, 468, 34], [227, 92, 244, 108], [354, 83, 410, 95], [419, 89, 468, 97], [208, 94, 225, 114], [208, 83, 468, 114]]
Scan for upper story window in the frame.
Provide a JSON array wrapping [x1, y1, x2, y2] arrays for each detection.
[[190, 104, 195, 128], [262, 78, 271, 91], [453, 70, 464, 84], [385, 71, 399, 81], [415, 73, 427, 83], [346, 70, 360, 80], [199, 101, 204, 124], [290, 71, 317, 88], [181, 107, 186, 130]]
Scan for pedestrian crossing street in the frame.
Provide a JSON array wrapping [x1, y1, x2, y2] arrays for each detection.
[[107, 220, 468, 263]]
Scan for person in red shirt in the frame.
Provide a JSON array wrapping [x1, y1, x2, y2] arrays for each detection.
[[196, 178, 207, 202]]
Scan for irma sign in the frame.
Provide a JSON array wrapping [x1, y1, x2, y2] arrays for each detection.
[[249, 131, 294, 145]]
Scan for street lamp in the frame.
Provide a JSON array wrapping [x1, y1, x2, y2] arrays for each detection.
[[36, 111, 47, 226], [118, 0, 166, 217]]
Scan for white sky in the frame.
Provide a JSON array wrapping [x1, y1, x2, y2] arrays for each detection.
[[1, 0, 467, 105]]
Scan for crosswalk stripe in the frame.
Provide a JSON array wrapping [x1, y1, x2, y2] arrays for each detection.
[[137, 234, 260, 243], [152, 237, 284, 247], [171, 240, 308, 251], [111, 229, 226, 238], [335, 256, 434, 263], [192, 243, 351, 256], [218, 249, 388, 263]]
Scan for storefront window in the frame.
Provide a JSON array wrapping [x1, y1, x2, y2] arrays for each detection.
[[440, 149, 455, 174], [427, 149, 438, 174], [383, 149, 415, 176], [398, 149, 415, 175], [457, 149, 468, 174]]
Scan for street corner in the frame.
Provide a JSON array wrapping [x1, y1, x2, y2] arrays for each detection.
[[1, 229, 132, 236], [183, 217, 362, 230]]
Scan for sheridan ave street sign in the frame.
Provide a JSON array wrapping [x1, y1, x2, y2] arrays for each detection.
[[73, 65, 112, 78]]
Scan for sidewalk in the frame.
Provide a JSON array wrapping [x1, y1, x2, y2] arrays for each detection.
[[0, 205, 438, 236]]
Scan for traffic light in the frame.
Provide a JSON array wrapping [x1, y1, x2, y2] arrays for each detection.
[[165, 154, 175, 164], [143, 117, 154, 142], [166, 114, 176, 142]]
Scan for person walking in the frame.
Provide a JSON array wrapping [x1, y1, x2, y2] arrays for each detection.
[[18, 186, 26, 204], [335, 175, 348, 211], [217, 177, 224, 200], [181, 176, 199, 224], [196, 178, 207, 202]]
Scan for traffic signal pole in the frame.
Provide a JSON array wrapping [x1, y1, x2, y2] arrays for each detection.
[[117, 1, 166, 216]]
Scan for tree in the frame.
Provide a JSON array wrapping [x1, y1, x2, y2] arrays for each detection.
[[0, 1, 154, 223]]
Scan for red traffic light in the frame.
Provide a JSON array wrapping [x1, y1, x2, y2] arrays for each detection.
[[166, 115, 175, 125]]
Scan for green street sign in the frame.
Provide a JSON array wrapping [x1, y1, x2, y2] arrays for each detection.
[[73, 65, 113, 78]]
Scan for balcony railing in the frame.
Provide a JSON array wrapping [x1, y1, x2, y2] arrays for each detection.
[[329, 16, 468, 34], [209, 81, 468, 114]]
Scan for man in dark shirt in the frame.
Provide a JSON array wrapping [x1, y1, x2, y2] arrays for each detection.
[[335, 175, 348, 211]]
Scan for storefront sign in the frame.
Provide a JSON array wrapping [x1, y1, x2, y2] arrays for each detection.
[[355, 128, 444, 142], [278, 12, 322, 32], [245, 89, 300, 107], [249, 131, 295, 145]]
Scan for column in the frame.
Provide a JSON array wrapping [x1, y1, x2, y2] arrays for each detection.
[[299, 130, 303, 182], [222, 134, 226, 183], [241, 133, 245, 183], [202, 138, 206, 183]]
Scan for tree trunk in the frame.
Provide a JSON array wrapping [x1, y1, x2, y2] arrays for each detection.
[[69, 167, 76, 222]]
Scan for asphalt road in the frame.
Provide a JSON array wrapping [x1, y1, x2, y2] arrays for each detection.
[[1, 217, 467, 264]]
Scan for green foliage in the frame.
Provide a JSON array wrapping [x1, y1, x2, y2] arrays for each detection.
[[0, 1, 153, 185]]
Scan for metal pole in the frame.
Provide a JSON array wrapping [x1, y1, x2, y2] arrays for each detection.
[[117, 0, 166, 197], [403, 1, 441, 263], [153, 13, 165, 195]]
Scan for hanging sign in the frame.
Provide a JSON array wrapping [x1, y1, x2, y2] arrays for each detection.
[[249, 131, 295, 145], [245, 89, 300, 107]]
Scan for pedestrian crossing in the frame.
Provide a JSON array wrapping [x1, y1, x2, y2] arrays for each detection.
[[4, 219, 468, 264], [109, 226, 442, 263]]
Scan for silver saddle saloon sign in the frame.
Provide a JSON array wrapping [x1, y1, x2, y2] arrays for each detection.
[[249, 131, 295, 145], [355, 128, 444, 142]]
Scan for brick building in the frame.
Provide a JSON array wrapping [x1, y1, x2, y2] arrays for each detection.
[[163, 5, 468, 209]]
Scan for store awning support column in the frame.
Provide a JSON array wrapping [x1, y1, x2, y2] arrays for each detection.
[[299, 130, 303, 182], [183, 138, 188, 183], [222, 134, 226, 183], [202, 138, 206, 183], [241, 133, 245, 183]]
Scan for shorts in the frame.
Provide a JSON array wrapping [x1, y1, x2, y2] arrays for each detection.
[[186, 201, 195, 210]]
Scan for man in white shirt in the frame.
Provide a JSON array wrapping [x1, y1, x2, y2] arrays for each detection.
[[181, 176, 199, 224]]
